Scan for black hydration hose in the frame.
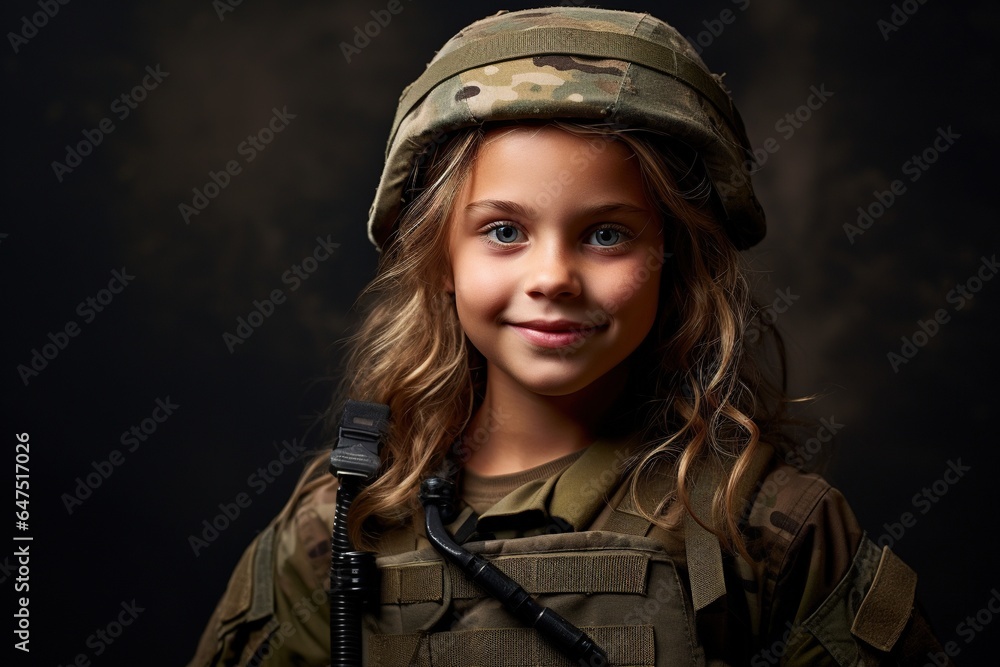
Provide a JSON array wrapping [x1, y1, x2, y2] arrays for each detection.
[[328, 400, 391, 667], [419, 476, 609, 666]]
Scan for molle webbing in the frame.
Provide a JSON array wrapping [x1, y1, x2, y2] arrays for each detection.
[[389, 27, 747, 154], [370, 625, 655, 667], [380, 552, 650, 604]]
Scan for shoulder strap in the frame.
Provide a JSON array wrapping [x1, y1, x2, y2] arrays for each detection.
[[685, 445, 775, 611], [683, 463, 727, 612], [600, 445, 775, 613]]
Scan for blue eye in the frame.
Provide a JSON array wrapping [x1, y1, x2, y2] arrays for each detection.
[[588, 227, 624, 246], [486, 224, 522, 244]]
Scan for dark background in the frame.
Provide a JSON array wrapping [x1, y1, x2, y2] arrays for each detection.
[[4, 0, 998, 664]]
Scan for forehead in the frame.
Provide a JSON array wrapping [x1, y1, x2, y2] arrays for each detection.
[[453, 124, 653, 214], [478, 123, 634, 166]]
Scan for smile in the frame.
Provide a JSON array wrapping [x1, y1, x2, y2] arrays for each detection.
[[507, 320, 608, 349]]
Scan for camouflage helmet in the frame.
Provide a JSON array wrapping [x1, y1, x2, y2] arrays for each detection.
[[367, 7, 765, 250]]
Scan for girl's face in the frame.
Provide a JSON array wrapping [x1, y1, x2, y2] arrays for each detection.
[[446, 125, 665, 398]]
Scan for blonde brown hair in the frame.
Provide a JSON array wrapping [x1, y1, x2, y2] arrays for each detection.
[[305, 120, 792, 554]]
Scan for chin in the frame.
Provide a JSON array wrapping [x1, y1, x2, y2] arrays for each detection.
[[521, 378, 595, 397], [506, 363, 620, 398]]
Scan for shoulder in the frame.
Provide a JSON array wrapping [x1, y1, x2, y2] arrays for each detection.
[[745, 462, 865, 597], [743, 460, 946, 665], [187, 470, 338, 667]]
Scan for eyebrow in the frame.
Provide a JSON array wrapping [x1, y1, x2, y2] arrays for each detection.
[[464, 199, 536, 218], [463, 199, 650, 218]]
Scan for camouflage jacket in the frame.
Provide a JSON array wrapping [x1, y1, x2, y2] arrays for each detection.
[[187, 440, 951, 666]]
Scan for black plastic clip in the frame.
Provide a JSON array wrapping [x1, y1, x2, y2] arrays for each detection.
[[329, 400, 391, 480]]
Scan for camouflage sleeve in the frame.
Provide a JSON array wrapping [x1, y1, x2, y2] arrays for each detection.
[[186, 476, 337, 667], [749, 465, 953, 666]]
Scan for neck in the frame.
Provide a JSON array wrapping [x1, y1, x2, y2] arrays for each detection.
[[461, 364, 629, 476]]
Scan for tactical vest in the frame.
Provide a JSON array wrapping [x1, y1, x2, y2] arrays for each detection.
[[363, 468, 707, 667], [360, 453, 921, 667], [366, 530, 698, 667], [361, 450, 742, 667]]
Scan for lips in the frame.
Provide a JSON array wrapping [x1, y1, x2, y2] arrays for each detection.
[[507, 319, 608, 349]]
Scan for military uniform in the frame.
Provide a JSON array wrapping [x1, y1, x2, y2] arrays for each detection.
[[187, 438, 951, 666], [188, 8, 953, 665]]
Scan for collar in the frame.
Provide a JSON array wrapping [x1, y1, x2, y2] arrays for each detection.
[[475, 435, 640, 535]]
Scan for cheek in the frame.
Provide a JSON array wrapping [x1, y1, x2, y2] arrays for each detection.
[[455, 293, 506, 328], [597, 258, 662, 326], [452, 256, 512, 322]]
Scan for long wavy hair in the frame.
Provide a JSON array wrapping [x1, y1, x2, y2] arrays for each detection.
[[299, 120, 794, 556]]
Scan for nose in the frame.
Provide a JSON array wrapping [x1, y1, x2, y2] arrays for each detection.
[[523, 239, 582, 299]]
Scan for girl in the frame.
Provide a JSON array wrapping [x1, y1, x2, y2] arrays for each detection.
[[189, 7, 950, 666]]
